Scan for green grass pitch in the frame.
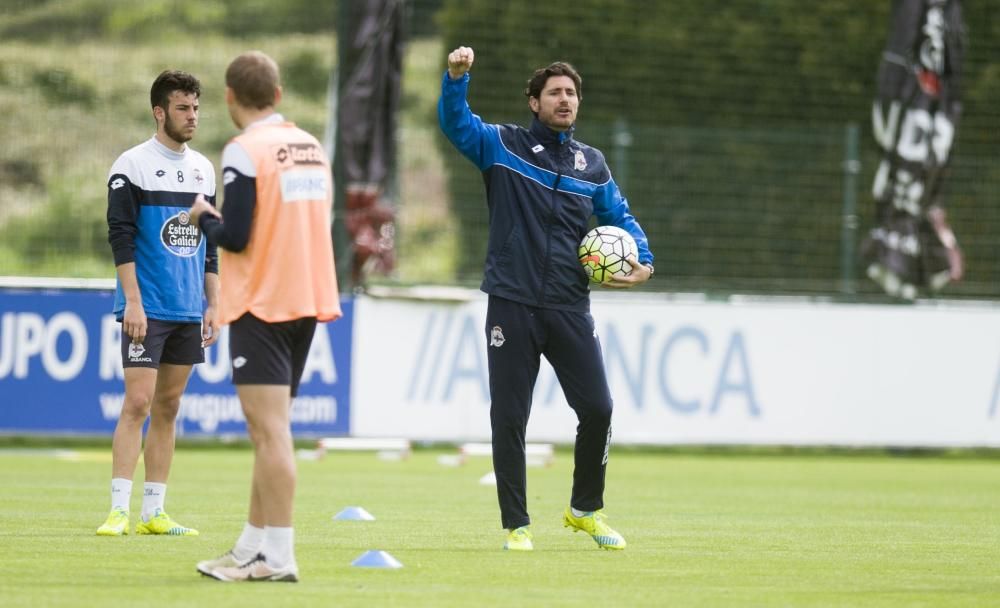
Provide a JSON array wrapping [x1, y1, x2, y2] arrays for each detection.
[[0, 446, 998, 607]]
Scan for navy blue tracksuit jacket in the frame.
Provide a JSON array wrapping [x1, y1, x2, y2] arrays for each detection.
[[439, 71, 654, 530], [438, 72, 653, 311]]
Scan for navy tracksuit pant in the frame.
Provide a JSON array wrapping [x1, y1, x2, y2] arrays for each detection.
[[485, 295, 614, 530]]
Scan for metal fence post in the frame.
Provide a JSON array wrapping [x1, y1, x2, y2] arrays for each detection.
[[841, 122, 861, 296], [612, 117, 632, 192]]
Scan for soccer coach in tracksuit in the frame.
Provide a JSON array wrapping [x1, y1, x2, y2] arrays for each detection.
[[439, 46, 654, 552]]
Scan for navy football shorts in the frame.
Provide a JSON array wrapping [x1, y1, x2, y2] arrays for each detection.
[[120, 319, 204, 369], [228, 312, 317, 397]]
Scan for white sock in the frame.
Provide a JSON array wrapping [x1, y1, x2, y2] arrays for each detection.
[[233, 523, 266, 561], [571, 507, 591, 517], [141, 482, 166, 522], [262, 526, 295, 569], [110, 478, 132, 512]]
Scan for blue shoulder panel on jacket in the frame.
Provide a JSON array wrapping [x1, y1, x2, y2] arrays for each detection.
[[491, 131, 602, 199]]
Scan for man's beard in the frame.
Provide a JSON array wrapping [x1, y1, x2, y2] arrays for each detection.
[[164, 115, 193, 144]]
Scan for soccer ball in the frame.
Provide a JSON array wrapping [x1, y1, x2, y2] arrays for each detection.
[[579, 225, 638, 284]]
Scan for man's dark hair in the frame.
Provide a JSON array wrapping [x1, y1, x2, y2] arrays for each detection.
[[150, 70, 201, 110], [523, 61, 583, 101]]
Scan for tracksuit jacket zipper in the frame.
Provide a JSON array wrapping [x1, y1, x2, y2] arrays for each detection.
[[540, 169, 562, 306]]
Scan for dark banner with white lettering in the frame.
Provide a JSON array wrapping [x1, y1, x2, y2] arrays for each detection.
[[863, 0, 965, 299], [0, 287, 352, 436]]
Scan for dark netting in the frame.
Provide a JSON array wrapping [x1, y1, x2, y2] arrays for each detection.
[[0, 0, 997, 299]]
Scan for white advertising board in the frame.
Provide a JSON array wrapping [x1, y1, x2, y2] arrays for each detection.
[[351, 292, 1000, 447]]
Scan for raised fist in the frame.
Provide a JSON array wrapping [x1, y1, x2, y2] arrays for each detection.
[[447, 46, 475, 79]]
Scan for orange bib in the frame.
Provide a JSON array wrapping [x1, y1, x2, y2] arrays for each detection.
[[219, 122, 341, 324]]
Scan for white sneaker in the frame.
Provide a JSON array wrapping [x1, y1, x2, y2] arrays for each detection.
[[209, 553, 299, 583], [197, 550, 249, 576]]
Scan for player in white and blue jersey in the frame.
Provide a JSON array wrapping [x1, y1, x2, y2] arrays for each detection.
[[96, 70, 218, 538]]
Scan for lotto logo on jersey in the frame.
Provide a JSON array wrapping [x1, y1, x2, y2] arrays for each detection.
[[160, 211, 202, 257], [274, 143, 325, 167]]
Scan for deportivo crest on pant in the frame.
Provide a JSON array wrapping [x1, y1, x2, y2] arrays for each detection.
[[490, 326, 505, 347], [128, 343, 146, 359], [574, 149, 587, 171]]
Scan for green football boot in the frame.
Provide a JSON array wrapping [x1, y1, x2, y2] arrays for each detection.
[[503, 526, 534, 551], [562, 508, 626, 550], [135, 509, 199, 536], [96, 507, 130, 536]]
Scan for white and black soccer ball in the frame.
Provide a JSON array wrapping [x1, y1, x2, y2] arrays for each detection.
[[578, 225, 638, 284]]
